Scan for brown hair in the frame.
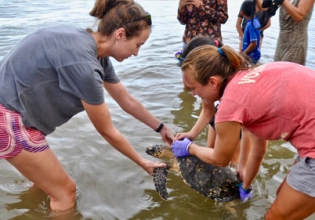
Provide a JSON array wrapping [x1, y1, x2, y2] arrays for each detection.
[[181, 45, 249, 87], [176, 36, 223, 66], [89, 0, 151, 39]]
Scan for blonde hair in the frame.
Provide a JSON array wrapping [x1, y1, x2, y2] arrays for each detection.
[[89, 0, 151, 38], [181, 45, 249, 87]]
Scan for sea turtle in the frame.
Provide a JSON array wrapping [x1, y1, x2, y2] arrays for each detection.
[[146, 144, 241, 202]]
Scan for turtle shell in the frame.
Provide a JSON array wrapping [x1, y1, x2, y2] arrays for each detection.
[[177, 155, 241, 202]]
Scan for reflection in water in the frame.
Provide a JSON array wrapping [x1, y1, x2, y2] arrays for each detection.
[[171, 90, 199, 132], [130, 188, 243, 220], [5, 184, 85, 220], [171, 90, 209, 144], [6, 185, 50, 217]]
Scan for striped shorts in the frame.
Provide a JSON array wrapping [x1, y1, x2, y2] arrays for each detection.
[[0, 104, 49, 158]]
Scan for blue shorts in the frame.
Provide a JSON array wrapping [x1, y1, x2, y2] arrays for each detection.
[[0, 104, 49, 158], [286, 156, 315, 197]]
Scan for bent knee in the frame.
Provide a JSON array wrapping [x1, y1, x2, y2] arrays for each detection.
[[66, 179, 77, 198], [63, 178, 77, 202], [50, 179, 77, 211], [265, 208, 280, 220]]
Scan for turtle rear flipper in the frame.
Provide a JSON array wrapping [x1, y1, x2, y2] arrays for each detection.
[[153, 166, 169, 200]]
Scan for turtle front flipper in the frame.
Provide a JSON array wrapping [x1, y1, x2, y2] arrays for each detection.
[[153, 166, 170, 200]]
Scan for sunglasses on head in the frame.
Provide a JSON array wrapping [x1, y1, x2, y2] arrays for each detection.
[[124, 14, 152, 26]]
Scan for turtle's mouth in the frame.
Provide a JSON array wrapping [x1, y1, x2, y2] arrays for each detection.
[[145, 145, 163, 158], [145, 147, 154, 156]]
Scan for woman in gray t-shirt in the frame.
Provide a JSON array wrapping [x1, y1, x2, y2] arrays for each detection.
[[0, 0, 174, 212]]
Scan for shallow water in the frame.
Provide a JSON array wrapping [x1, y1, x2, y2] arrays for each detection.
[[0, 0, 314, 219]]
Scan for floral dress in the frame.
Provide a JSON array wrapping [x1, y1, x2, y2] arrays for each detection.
[[177, 0, 228, 44]]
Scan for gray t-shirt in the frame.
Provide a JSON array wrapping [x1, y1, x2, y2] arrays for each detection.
[[0, 25, 120, 135]]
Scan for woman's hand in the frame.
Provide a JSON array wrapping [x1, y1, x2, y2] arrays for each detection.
[[188, 0, 204, 8], [179, 0, 204, 10], [175, 131, 196, 141], [178, 0, 187, 12], [159, 125, 174, 145], [171, 138, 193, 157], [140, 159, 167, 176]]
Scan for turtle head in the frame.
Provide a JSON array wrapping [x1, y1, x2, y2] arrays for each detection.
[[146, 144, 174, 159]]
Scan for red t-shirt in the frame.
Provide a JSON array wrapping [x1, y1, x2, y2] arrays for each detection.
[[216, 62, 315, 158]]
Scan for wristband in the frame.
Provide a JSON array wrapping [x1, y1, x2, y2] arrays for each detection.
[[186, 142, 193, 155], [155, 123, 164, 133], [241, 185, 252, 193]]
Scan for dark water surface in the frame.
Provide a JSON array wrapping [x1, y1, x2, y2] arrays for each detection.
[[0, 0, 314, 219]]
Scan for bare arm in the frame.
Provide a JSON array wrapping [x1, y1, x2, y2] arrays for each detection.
[[175, 100, 215, 141], [104, 81, 174, 144], [261, 18, 271, 32], [243, 41, 258, 55], [242, 134, 267, 189], [178, 0, 187, 14], [237, 127, 252, 180], [236, 17, 244, 52], [82, 100, 165, 175], [281, 0, 315, 22], [256, 0, 264, 11], [236, 17, 244, 37], [190, 100, 215, 137], [188, 121, 242, 166]]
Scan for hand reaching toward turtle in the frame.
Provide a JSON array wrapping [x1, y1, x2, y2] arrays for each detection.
[[158, 124, 174, 145], [174, 131, 196, 142], [140, 158, 167, 176], [171, 138, 193, 157]]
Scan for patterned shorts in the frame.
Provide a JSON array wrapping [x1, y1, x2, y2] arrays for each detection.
[[0, 104, 49, 158]]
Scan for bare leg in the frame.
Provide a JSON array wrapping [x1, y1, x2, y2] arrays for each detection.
[[7, 148, 76, 211], [266, 180, 315, 220], [276, 160, 297, 195]]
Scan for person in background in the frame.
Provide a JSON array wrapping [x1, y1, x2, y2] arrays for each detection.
[[256, 0, 314, 65], [172, 43, 315, 219], [0, 0, 174, 212], [239, 0, 261, 64], [177, 0, 228, 51], [236, 6, 271, 52]]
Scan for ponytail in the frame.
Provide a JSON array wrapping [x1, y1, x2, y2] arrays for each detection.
[[181, 45, 249, 87], [89, 0, 151, 38]]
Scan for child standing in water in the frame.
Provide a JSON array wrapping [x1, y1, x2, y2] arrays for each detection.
[[239, 0, 261, 64]]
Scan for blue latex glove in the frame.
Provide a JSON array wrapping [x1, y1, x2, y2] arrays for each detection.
[[239, 184, 253, 202], [171, 138, 192, 157]]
